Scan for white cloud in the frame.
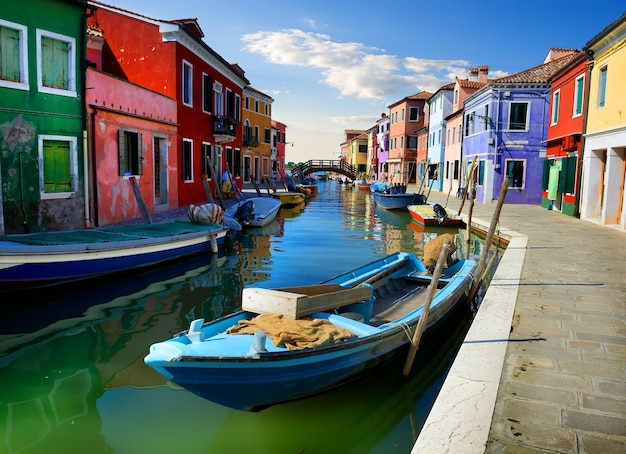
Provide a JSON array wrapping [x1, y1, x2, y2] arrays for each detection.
[[241, 29, 476, 101]]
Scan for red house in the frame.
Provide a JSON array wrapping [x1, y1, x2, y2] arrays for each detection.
[[543, 51, 587, 216], [88, 1, 249, 207]]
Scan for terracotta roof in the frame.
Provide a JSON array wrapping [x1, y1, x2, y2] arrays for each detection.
[[406, 90, 433, 100], [457, 79, 487, 90], [493, 52, 579, 84]]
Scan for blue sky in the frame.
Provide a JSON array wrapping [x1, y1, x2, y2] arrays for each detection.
[[106, 1, 624, 163]]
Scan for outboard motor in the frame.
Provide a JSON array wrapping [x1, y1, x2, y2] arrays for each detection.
[[235, 200, 255, 225], [433, 203, 449, 224]]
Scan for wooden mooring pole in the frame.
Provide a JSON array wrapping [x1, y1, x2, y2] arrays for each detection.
[[402, 239, 450, 377], [466, 176, 510, 304]]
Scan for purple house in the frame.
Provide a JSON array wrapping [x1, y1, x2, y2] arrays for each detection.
[[462, 50, 580, 204]]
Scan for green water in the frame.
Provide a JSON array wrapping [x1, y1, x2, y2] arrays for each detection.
[[0, 181, 477, 453]]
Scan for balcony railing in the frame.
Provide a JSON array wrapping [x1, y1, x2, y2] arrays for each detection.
[[243, 136, 260, 148], [213, 116, 237, 136]]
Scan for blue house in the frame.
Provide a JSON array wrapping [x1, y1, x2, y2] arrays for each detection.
[[461, 50, 580, 204]]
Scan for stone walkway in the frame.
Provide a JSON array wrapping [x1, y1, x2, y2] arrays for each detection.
[[412, 187, 626, 453]]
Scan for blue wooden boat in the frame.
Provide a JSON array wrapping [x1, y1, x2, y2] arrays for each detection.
[[371, 183, 425, 210], [0, 221, 228, 291], [144, 251, 476, 411]]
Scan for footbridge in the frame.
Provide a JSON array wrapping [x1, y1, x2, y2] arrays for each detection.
[[290, 160, 360, 180]]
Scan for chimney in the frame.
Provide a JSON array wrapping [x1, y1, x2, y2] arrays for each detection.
[[468, 67, 479, 82], [478, 66, 489, 84]]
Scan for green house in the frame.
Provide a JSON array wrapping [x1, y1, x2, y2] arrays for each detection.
[[0, 0, 90, 234]]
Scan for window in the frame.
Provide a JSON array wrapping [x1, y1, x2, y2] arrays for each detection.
[[400, 136, 404, 149], [254, 100, 259, 112], [483, 105, 489, 129], [401, 108, 405, 121], [254, 126, 259, 141], [118, 130, 143, 177], [182, 60, 192, 106], [409, 107, 419, 121], [235, 94, 241, 122], [244, 96, 249, 110], [182, 139, 193, 182], [407, 136, 417, 148], [597, 66, 607, 108], [37, 29, 76, 97], [508, 102, 529, 130], [573, 75, 584, 117], [451, 127, 455, 145], [505, 159, 525, 189], [202, 74, 212, 113], [264, 128, 271, 143], [226, 89, 234, 117], [477, 160, 485, 186], [39, 135, 77, 198], [0, 20, 29, 90], [202, 143, 212, 177], [214, 81, 223, 116], [454, 89, 458, 106], [551, 90, 560, 125]]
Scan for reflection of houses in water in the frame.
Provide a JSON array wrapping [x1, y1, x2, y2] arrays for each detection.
[[0, 256, 243, 453], [4, 368, 93, 453], [229, 220, 283, 287]]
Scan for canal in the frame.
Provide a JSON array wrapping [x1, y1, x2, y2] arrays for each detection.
[[0, 180, 485, 453]]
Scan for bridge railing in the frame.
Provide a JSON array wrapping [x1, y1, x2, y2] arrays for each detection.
[[290, 160, 360, 180]]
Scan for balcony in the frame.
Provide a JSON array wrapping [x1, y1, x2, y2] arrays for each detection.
[[243, 136, 260, 148], [213, 116, 237, 143]]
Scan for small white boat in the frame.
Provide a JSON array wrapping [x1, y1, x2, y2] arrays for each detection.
[[225, 197, 281, 228]]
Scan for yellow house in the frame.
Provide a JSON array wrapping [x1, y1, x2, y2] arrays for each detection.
[[580, 12, 626, 231], [243, 86, 274, 182]]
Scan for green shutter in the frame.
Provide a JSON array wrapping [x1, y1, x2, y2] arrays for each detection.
[[541, 159, 551, 190], [43, 140, 71, 192], [41, 36, 68, 89], [1, 26, 20, 82], [137, 132, 143, 175], [118, 130, 127, 175], [564, 156, 577, 194]]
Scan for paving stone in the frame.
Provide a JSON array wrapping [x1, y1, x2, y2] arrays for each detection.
[[577, 432, 626, 453], [502, 381, 578, 407], [581, 394, 626, 416], [595, 380, 626, 396], [563, 409, 626, 437], [559, 360, 624, 380], [503, 398, 561, 425]]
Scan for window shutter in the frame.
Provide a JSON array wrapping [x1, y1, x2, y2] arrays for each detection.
[[541, 159, 551, 190], [137, 132, 143, 175], [43, 140, 70, 192], [118, 130, 126, 175], [1, 27, 21, 82]]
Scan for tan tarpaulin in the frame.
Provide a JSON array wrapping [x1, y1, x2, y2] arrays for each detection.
[[226, 313, 355, 350]]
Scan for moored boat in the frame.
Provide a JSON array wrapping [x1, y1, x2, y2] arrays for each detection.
[[0, 220, 229, 291], [144, 251, 476, 411], [271, 191, 306, 208], [408, 203, 465, 227], [224, 197, 281, 228]]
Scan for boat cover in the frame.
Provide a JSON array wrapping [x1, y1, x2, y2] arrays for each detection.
[[226, 313, 355, 350]]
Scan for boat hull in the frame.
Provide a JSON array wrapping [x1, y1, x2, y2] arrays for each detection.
[[372, 192, 418, 210], [225, 197, 281, 227], [271, 192, 306, 208], [408, 204, 465, 227], [145, 252, 475, 411], [0, 222, 228, 289]]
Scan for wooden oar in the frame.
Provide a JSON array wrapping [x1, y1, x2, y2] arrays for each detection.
[[402, 239, 450, 377]]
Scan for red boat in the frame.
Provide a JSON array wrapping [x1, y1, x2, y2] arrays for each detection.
[[407, 203, 465, 227]]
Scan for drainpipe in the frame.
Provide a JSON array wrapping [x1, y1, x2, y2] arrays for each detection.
[[81, 6, 96, 228]]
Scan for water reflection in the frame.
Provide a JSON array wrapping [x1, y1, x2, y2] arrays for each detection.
[[0, 180, 475, 453]]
